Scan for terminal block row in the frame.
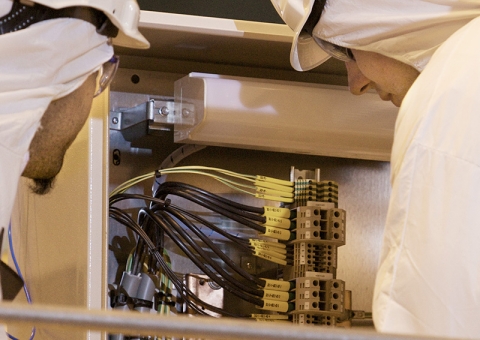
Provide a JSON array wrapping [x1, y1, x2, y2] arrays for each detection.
[[294, 207, 346, 245], [288, 206, 346, 279], [292, 277, 349, 326], [291, 243, 338, 278], [294, 180, 339, 207]]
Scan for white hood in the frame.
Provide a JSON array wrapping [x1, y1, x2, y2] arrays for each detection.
[[0, 0, 113, 231], [313, 0, 480, 71]]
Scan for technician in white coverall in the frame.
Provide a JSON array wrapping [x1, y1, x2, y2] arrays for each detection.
[[0, 0, 148, 337], [272, 0, 480, 338]]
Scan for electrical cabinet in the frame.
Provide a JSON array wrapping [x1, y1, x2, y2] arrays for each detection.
[[9, 8, 393, 340]]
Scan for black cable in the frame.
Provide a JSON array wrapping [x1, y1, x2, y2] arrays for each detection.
[[111, 192, 254, 249], [142, 208, 265, 305], [155, 181, 265, 214], [109, 189, 276, 314], [168, 204, 251, 250], [156, 182, 266, 222], [162, 205, 265, 287], [109, 192, 167, 207], [109, 207, 241, 317], [138, 216, 163, 275], [113, 210, 240, 318], [183, 188, 266, 222], [110, 193, 262, 285], [154, 186, 266, 232], [148, 208, 264, 298]]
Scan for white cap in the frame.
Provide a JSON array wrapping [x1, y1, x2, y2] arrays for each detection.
[[270, 0, 329, 71], [30, 0, 150, 49]]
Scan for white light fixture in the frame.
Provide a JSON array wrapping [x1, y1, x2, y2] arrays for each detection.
[[174, 73, 398, 161]]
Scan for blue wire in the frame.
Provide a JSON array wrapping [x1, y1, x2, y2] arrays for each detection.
[[6, 223, 36, 340]]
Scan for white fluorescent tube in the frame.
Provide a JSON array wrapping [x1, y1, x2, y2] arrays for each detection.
[[174, 73, 398, 161]]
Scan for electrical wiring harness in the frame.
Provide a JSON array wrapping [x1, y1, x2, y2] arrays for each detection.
[[108, 165, 369, 338]]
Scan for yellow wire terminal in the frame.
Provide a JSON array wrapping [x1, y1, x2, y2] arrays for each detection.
[[256, 187, 294, 198], [262, 279, 293, 292], [253, 248, 287, 261], [251, 243, 287, 255], [259, 300, 292, 313], [255, 193, 294, 203], [254, 251, 287, 266], [249, 239, 286, 249], [255, 175, 293, 187], [263, 206, 291, 218], [254, 180, 294, 193], [263, 216, 291, 230], [263, 289, 291, 302], [262, 226, 292, 241]]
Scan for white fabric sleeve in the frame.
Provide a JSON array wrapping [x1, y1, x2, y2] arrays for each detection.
[[373, 17, 480, 338], [374, 144, 480, 337]]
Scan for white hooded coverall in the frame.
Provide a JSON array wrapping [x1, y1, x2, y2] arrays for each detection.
[[0, 0, 113, 337], [314, 0, 480, 337]]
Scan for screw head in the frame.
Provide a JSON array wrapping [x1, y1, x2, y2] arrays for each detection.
[[182, 108, 191, 117], [159, 106, 170, 116]]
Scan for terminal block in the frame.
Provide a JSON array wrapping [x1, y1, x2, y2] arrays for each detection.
[[293, 180, 339, 208], [291, 243, 338, 278], [292, 313, 339, 327], [294, 179, 318, 207], [294, 207, 345, 245], [317, 181, 339, 207], [290, 167, 320, 208], [286, 204, 346, 283], [292, 277, 349, 326]]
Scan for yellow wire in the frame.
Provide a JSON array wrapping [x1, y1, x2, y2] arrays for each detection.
[[110, 166, 292, 202]]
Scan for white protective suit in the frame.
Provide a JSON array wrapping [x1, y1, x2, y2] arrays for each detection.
[[0, 0, 113, 336], [313, 0, 480, 338]]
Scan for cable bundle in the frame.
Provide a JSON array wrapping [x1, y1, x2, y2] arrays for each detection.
[[109, 167, 297, 317], [109, 197, 237, 317], [111, 166, 295, 203]]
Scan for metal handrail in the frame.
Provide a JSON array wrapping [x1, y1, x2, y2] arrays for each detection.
[[0, 302, 447, 340]]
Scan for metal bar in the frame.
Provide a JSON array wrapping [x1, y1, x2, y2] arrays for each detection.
[[0, 302, 448, 340]]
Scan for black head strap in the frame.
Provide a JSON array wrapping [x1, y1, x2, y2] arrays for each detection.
[[302, 0, 327, 36], [0, 0, 118, 37]]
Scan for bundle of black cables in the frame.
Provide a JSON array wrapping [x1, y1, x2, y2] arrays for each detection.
[[109, 185, 284, 317]]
